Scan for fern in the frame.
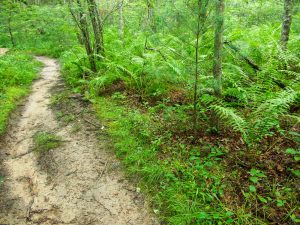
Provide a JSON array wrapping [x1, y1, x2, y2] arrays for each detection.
[[166, 61, 183, 77], [254, 89, 297, 117], [250, 89, 298, 140], [101, 60, 142, 89], [283, 115, 300, 124], [210, 105, 247, 136]]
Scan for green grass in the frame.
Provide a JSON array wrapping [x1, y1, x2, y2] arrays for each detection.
[[33, 131, 62, 154], [0, 51, 41, 135], [70, 123, 81, 133], [95, 96, 300, 224], [95, 96, 236, 224], [0, 87, 28, 134]]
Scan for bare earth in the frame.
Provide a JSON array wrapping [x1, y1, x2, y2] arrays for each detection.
[[0, 57, 158, 225], [0, 48, 9, 56]]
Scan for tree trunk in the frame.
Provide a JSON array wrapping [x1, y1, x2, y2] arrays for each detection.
[[193, 0, 209, 134], [86, 0, 104, 56], [146, 0, 155, 31], [213, 0, 224, 97], [212, 0, 225, 131], [8, 12, 16, 47], [280, 0, 293, 51], [118, 0, 125, 45], [75, 0, 97, 72]]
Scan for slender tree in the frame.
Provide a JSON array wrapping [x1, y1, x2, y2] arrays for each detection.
[[68, 0, 97, 72], [211, 0, 225, 131], [213, 0, 224, 97], [146, 0, 155, 30], [87, 0, 104, 55], [7, 7, 16, 47], [193, 0, 209, 133], [280, 0, 294, 51], [118, 0, 125, 45]]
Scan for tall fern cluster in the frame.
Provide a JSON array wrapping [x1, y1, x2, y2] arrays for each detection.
[[59, 3, 300, 147], [211, 89, 299, 145]]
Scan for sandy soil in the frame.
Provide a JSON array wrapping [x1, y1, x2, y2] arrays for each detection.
[[0, 48, 8, 56], [0, 57, 158, 225]]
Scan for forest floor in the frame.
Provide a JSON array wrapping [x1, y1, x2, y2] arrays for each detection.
[[0, 56, 158, 225]]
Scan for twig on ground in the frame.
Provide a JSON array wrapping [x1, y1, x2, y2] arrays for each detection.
[[26, 198, 34, 221], [84, 118, 101, 129], [98, 161, 109, 179], [13, 150, 34, 159], [65, 169, 78, 177], [92, 194, 114, 216]]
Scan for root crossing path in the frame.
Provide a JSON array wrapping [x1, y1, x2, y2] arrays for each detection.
[[0, 57, 158, 225]]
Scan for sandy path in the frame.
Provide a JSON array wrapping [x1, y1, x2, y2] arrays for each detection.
[[0, 48, 9, 56], [0, 57, 158, 225]]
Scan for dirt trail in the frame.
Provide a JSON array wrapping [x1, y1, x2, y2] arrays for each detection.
[[0, 57, 158, 225], [0, 48, 9, 56]]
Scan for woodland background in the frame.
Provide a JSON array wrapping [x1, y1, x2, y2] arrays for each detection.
[[0, 0, 299, 224]]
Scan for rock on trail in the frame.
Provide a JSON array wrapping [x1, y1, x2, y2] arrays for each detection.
[[0, 56, 158, 225]]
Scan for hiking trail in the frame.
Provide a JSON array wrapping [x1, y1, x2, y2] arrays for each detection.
[[0, 56, 158, 225]]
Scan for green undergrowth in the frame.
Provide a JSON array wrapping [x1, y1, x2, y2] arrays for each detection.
[[0, 87, 27, 134], [94, 94, 299, 224], [0, 2, 297, 224], [0, 5, 76, 58], [0, 51, 41, 134], [95, 96, 236, 224]]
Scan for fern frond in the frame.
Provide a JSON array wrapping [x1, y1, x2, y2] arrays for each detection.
[[210, 105, 246, 135], [249, 89, 298, 140], [166, 62, 182, 76], [254, 89, 297, 116], [283, 115, 300, 124]]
